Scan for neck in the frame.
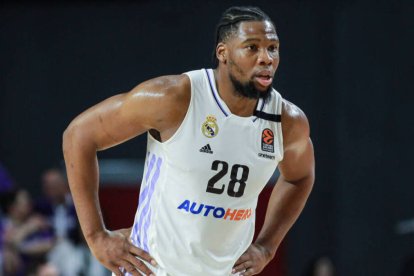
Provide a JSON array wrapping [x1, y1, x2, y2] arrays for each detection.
[[213, 68, 258, 117]]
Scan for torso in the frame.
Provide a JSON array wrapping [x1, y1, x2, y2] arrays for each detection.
[[130, 68, 284, 276]]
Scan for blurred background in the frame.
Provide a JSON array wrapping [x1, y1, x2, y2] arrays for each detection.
[[1, 0, 413, 275]]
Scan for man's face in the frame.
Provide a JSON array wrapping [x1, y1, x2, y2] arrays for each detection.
[[13, 190, 32, 220], [221, 20, 279, 99], [42, 170, 67, 203]]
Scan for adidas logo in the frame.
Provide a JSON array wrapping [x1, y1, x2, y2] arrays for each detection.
[[199, 144, 213, 154]]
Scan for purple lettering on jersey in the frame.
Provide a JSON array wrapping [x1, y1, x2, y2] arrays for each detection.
[[190, 202, 204, 214], [177, 200, 190, 211], [177, 200, 252, 221], [213, 207, 225, 218], [203, 205, 215, 216]]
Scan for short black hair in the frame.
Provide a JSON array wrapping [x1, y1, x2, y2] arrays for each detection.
[[212, 6, 274, 67]]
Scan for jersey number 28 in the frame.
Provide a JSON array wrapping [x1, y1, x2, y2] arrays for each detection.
[[206, 160, 249, 197]]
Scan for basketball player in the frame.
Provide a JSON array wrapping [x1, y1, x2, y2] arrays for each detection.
[[62, 6, 314, 276]]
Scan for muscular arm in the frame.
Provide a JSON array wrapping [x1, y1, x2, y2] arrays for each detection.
[[62, 74, 190, 275], [233, 100, 315, 276]]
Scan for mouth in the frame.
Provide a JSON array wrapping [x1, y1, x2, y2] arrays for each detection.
[[254, 71, 273, 87]]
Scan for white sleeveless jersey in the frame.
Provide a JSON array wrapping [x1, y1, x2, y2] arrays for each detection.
[[128, 68, 284, 276]]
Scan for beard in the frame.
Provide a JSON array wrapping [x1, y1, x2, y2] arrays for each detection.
[[229, 72, 273, 103]]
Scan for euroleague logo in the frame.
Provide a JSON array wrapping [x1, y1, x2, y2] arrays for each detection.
[[261, 128, 274, 153]]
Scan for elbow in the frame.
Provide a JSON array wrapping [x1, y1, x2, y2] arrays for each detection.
[[303, 168, 315, 190], [304, 170, 315, 196], [307, 174, 315, 192], [62, 119, 87, 155], [291, 171, 315, 192], [62, 119, 98, 158], [308, 168, 315, 186], [62, 122, 77, 157]]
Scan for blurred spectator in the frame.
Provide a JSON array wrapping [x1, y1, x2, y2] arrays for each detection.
[[0, 188, 54, 275], [302, 255, 336, 276], [36, 168, 108, 276], [51, 222, 109, 276], [35, 168, 78, 242], [35, 262, 60, 276], [34, 168, 77, 275]]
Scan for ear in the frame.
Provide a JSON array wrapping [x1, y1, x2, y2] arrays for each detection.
[[216, 42, 227, 64]]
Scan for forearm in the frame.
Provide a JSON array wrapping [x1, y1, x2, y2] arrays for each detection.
[[62, 127, 106, 245], [255, 175, 313, 257]]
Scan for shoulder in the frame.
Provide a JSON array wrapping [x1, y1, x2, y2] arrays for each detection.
[[128, 74, 190, 103], [123, 74, 191, 133], [281, 99, 310, 150]]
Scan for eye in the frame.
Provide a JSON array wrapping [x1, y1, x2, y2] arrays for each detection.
[[268, 45, 279, 52], [246, 44, 258, 51]]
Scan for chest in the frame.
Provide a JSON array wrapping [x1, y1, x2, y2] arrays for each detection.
[[161, 114, 280, 196]]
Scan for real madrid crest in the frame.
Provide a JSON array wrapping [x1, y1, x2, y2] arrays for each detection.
[[202, 115, 219, 138]]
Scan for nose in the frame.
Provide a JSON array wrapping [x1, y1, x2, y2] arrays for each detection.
[[257, 49, 274, 66]]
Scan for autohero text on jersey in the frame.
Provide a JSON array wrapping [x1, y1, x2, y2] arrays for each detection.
[[177, 199, 252, 221]]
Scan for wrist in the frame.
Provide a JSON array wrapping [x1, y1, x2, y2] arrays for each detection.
[[254, 240, 277, 261], [85, 228, 108, 247]]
